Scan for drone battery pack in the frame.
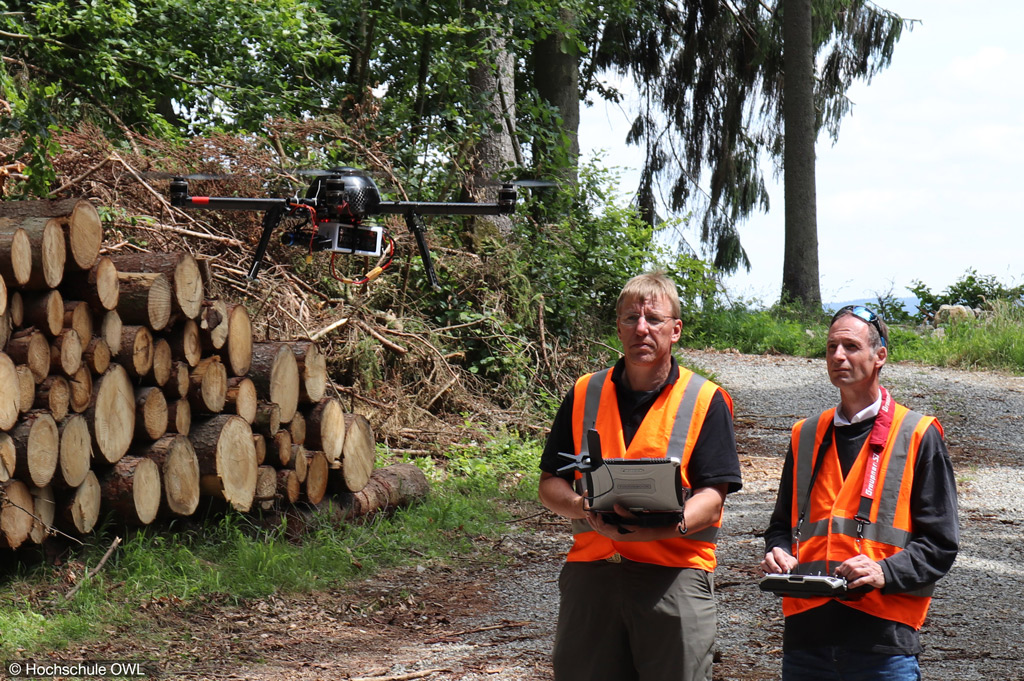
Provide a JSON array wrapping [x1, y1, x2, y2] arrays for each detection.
[[759, 573, 848, 598], [317, 222, 384, 256]]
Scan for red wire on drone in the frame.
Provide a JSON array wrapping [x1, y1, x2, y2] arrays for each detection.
[[330, 233, 396, 285]]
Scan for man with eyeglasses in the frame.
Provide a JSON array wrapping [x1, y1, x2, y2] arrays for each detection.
[[538, 271, 742, 681], [760, 305, 959, 680]]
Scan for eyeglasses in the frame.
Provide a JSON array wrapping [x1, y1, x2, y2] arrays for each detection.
[[830, 305, 886, 347], [618, 313, 676, 329]]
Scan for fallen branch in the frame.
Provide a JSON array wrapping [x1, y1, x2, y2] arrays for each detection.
[[349, 669, 450, 681], [65, 535, 122, 601], [423, 620, 530, 644]]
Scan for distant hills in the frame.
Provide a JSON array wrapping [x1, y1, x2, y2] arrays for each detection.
[[826, 297, 920, 318]]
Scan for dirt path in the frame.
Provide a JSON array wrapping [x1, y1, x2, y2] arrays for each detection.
[[74, 351, 1024, 680]]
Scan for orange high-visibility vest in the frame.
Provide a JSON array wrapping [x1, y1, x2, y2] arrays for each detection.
[[783, 402, 941, 629], [565, 366, 732, 570]]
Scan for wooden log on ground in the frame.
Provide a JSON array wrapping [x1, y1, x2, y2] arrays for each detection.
[[116, 271, 172, 331], [62, 255, 119, 311], [0, 307, 10, 349], [63, 300, 94, 343], [288, 411, 306, 446], [333, 413, 375, 493], [119, 325, 154, 380], [304, 397, 345, 464], [7, 289, 21, 326], [0, 198, 101, 271], [135, 434, 199, 517], [99, 309, 122, 357], [252, 402, 281, 438], [99, 455, 162, 525], [222, 303, 252, 377], [7, 328, 50, 383], [0, 432, 15, 481], [164, 361, 190, 399], [253, 433, 266, 465], [57, 469, 100, 535], [255, 464, 277, 511], [0, 479, 34, 549], [50, 328, 83, 377], [169, 318, 202, 367], [134, 386, 169, 441], [188, 356, 227, 414], [147, 337, 172, 387], [190, 414, 257, 512], [303, 450, 328, 505], [16, 216, 66, 290], [22, 289, 64, 337], [0, 224, 32, 286], [249, 342, 299, 423], [11, 411, 59, 487], [225, 376, 257, 424], [56, 413, 92, 488], [276, 469, 300, 504], [35, 375, 70, 422], [340, 464, 429, 519], [108, 252, 203, 320], [293, 340, 327, 404], [68, 365, 93, 414], [28, 484, 55, 545], [15, 365, 34, 414], [266, 429, 292, 468], [289, 444, 308, 483], [0, 352, 20, 429], [87, 364, 135, 464], [167, 398, 191, 436], [83, 337, 111, 375], [199, 299, 228, 351]]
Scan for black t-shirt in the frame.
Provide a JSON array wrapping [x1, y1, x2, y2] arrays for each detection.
[[539, 357, 743, 495], [763, 414, 960, 655]]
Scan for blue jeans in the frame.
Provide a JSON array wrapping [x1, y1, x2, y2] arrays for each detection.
[[783, 648, 921, 681]]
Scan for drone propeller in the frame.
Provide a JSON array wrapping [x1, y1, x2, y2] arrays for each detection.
[[141, 171, 239, 181], [474, 177, 558, 189]]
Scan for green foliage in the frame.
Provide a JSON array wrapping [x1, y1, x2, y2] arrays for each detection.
[[910, 269, 1024, 321], [680, 301, 826, 357], [905, 300, 1024, 374]]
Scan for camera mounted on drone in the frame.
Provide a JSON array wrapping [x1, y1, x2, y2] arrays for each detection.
[[167, 166, 520, 289]]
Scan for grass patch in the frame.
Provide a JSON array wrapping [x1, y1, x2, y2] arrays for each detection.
[[0, 434, 543, 659]]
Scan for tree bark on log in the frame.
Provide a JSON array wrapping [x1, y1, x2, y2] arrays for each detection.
[[8, 328, 50, 383], [0, 225, 32, 286], [0, 352, 20, 429], [303, 450, 328, 505], [0, 479, 35, 549], [164, 361, 190, 400], [335, 413, 375, 493], [82, 337, 111, 375], [255, 464, 277, 510], [249, 342, 299, 423], [166, 398, 191, 436], [57, 469, 100, 535], [108, 252, 203, 320], [63, 300, 94, 343], [225, 376, 257, 424], [119, 325, 154, 380], [117, 272, 172, 331], [147, 337, 172, 387], [303, 397, 345, 463], [57, 413, 92, 488], [136, 434, 199, 517], [189, 414, 257, 512], [169, 318, 202, 367], [87, 364, 135, 464], [11, 411, 59, 487], [253, 433, 266, 465], [134, 386, 169, 441], [15, 216, 66, 290], [28, 484, 55, 545], [99, 309, 122, 357], [266, 429, 293, 468], [35, 375, 70, 422], [252, 402, 281, 438], [199, 299, 228, 351], [288, 410, 306, 446], [23, 288, 64, 336], [98, 455, 161, 525], [0, 197, 101, 271], [188, 356, 227, 414], [68, 366, 93, 414], [293, 340, 327, 404], [339, 464, 429, 519], [277, 468, 300, 504], [0, 432, 15, 481], [62, 255, 119, 311], [222, 303, 252, 377], [50, 328, 83, 377], [7, 290, 21, 326]]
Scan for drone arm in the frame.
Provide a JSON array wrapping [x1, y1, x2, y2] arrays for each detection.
[[405, 212, 440, 290]]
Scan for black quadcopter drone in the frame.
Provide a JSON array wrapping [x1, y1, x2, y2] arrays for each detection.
[[168, 167, 521, 289]]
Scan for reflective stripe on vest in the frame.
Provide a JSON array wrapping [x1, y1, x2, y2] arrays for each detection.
[[784, 402, 938, 628], [565, 367, 727, 568]]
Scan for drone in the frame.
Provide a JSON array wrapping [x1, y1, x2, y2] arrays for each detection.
[[167, 167, 522, 289]]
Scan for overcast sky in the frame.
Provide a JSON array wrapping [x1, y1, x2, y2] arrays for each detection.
[[578, 0, 1024, 306]]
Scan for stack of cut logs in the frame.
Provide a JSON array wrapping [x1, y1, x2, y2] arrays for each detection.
[[0, 198, 381, 551]]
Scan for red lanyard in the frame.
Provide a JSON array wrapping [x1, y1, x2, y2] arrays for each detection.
[[855, 387, 893, 536]]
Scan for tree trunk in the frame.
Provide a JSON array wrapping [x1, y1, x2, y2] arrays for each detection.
[[28, 484, 55, 545], [0, 224, 32, 286], [108, 252, 203, 320], [134, 386, 169, 441], [7, 329, 50, 383], [340, 463, 429, 519], [57, 469, 100, 535], [11, 411, 59, 487], [61, 255, 119, 311], [189, 414, 257, 512], [137, 434, 199, 517], [164, 361, 190, 400], [50, 328, 83, 377], [0, 479, 35, 549], [15, 365, 34, 414], [0, 352, 20, 429], [87, 364, 135, 464], [147, 337, 172, 387], [781, 0, 822, 313], [277, 468, 300, 504], [10, 216, 66, 290], [225, 376, 258, 424], [255, 464, 278, 510], [166, 398, 191, 436], [249, 342, 299, 423], [35, 375, 70, 422], [63, 300, 94, 346], [533, 6, 581, 182], [199, 299, 229, 351], [99, 309, 122, 357], [0, 432, 15, 481], [332, 413, 375, 493], [0, 197, 102, 271], [119, 325, 154, 380], [222, 303, 253, 377], [169, 318, 202, 367], [293, 340, 326, 404], [252, 402, 281, 439], [98, 455, 162, 525], [116, 272, 172, 331], [188, 356, 228, 414], [23, 289, 64, 336], [288, 410, 306, 447], [68, 365, 93, 414], [266, 429, 293, 468], [56, 413, 92, 488], [82, 337, 111, 375], [304, 397, 346, 463], [303, 450, 329, 505]]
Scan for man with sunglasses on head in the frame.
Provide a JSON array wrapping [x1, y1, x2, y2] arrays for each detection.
[[538, 271, 742, 681], [761, 305, 960, 681]]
